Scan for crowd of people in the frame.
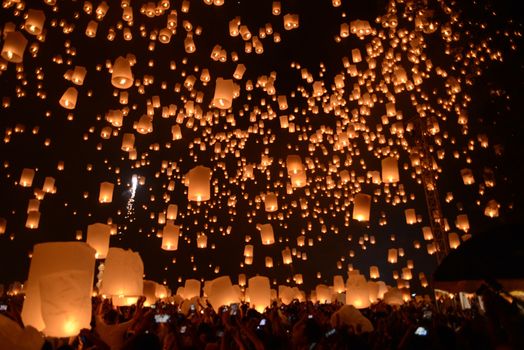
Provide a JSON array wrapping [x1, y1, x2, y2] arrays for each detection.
[[1, 284, 523, 350]]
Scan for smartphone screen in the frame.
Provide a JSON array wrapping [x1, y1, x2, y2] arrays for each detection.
[[154, 314, 170, 323], [180, 325, 187, 334], [414, 326, 428, 336]]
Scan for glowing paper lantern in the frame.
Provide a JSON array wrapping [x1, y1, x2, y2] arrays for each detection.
[[186, 166, 212, 202], [111, 56, 134, 89], [39, 271, 93, 337], [383, 288, 404, 306], [183, 279, 201, 299], [85, 223, 110, 259], [206, 276, 240, 312], [265, 256, 273, 268], [352, 193, 371, 221], [264, 193, 278, 212], [98, 182, 114, 203], [143, 280, 157, 306], [197, 233, 207, 248], [19, 168, 35, 187], [1, 31, 28, 63], [387, 248, 398, 264], [25, 9, 46, 35], [422, 226, 433, 241], [369, 266, 380, 279], [0, 217, 6, 234], [100, 248, 143, 299], [283, 14, 299, 30], [404, 209, 417, 225], [281, 247, 292, 264], [248, 276, 270, 313], [212, 78, 234, 109], [121, 133, 135, 151], [167, 204, 178, 220], [25, 211, 40, 229], [286, 155, 304, 175], [456, 214, 470, 232], [162, 223, 180, 251], [381, 157, 399, 183], [333, 275, 345, 293], [243, 244, 253, 258], [315, 284, 332, 303], [445, 231, 459, 249], [346, 273, 370, 309], [258, 223, 275, 245], [59, 87, 78, 110], [461, 168, 475, 185], [21, 242, 96, 333]]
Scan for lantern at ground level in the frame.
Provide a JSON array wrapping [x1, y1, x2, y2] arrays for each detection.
[[206, 276, 240, 312], [346, 274, 370, 309], [21, 242, 96, 333], [100, 248, 143, 299], [248, 276, 270, 313]]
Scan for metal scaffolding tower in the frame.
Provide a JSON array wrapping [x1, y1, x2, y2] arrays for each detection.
[[415, 118, 449, 264]]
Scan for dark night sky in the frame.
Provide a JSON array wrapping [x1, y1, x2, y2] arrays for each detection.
[[0, 0, 523, 294]]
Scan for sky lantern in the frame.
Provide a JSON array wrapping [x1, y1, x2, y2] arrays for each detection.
[[346, 273, 370, 309], [183, 279, 201, 299], [0, 217, 6, 234], [265, 256, 273, 268], [86, 223, 111, 259], [369, 266, 380, 279], [100, 248, 143, 305], [404, 209, 416, 225], [381, 156, 399, 183], [352, 193, 371, 222], [333, 275, 345, 293], [206, 276, 240, 312], [98, 182, 114, 203], [24, 9, 46, 35], [258, 223, 275, 245], [111, 57, 134, 89], [1, 31, 28, 63], [283, 14, 299, 30], [186, 165, 212, 202], [422, 226, 433, 241], [456, 214, 470, 232], [264, 193, 278, 212], [281, 247, 292, 265], [461, 168, 475, 185], [19, 168, 35, 187], [387, 248, 398, 264], [167, 204, 178, 220], [21, 242, 96, 334], [25, 211, 40, 229], [121, 133, 135, 152], [248, 276, 270, 313], [315, 284, 332, 303], [197, 232, 208, 248], [162, 223, 180, 251], [59, 87, 78, 110], [448, 232, 460, 249], [212, 78, 235, 109]]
